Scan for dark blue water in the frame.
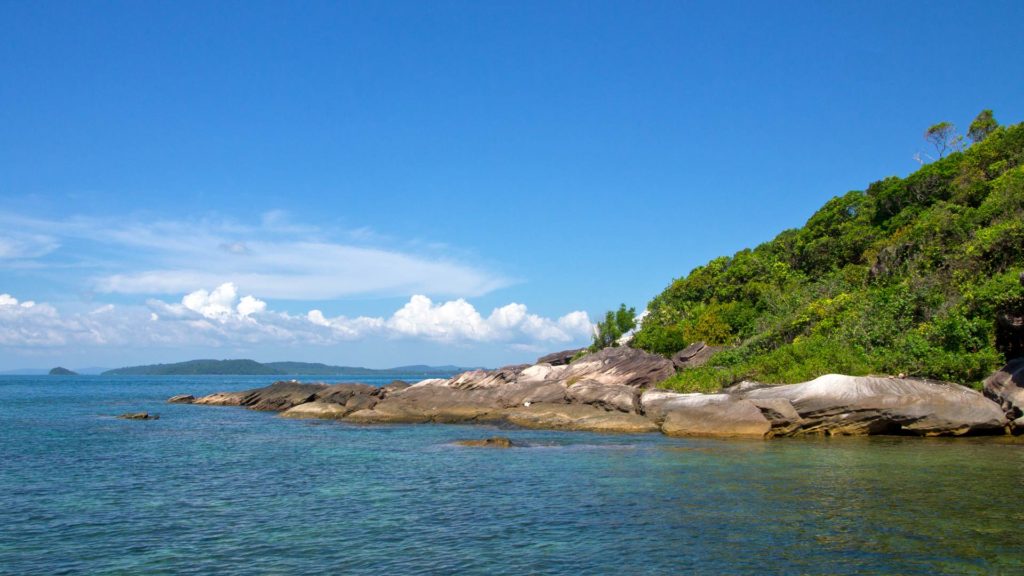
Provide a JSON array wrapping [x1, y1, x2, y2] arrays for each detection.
[[2, 375, 1023, 575]]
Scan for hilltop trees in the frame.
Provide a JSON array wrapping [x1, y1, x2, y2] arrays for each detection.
[[633, 111, 1024, 391], [925, 121, 963, 158], [590, 304, 637, 351], [968, 109, 998, 143]]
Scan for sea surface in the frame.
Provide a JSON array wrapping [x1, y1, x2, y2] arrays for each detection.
[[2, 374, 1023, 575]]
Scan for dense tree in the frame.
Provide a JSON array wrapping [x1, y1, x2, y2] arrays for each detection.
[[968, 109, 998, 143], [635, 114, 1024, 392], [590, 304, 637, 351]]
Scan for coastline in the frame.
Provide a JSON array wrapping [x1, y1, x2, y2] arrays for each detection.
[[172, 347, 1024, 439]]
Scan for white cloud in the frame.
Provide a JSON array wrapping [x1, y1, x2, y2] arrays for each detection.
[[0, 212, 511, 300], [309, 294, 593, 344], [0, 286, 594, 351], [0, 232, 60, 259]]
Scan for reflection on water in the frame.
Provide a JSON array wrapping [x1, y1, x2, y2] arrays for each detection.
[[1, 375, 1022, 575]]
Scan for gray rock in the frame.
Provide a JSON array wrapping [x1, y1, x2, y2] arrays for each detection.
[[501, 403, 659, 434], [566, 379, 639, 413], [537, 348, 584, 366], [280, 401, 351, 420], [745, 374, 1007, 436], [194, 381, 326, 411], [166, 394, 195, 404], [983, 358, 1024, 419], [670, 342, 725, 370], [118, 412, 159, 420], [455, 437, 515, 448], [561, 347, 675, 389], [641, 390, 772, 438], [315, 383, 377, 405]]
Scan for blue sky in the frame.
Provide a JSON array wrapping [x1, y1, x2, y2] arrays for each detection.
[[2, 0, 1022, 370]]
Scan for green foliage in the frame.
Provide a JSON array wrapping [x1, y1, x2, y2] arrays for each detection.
[[968, 109, 998, 143], [925, 121, 963, 158], [636, 116, 1024, 391], [590, 304, 637, 351]]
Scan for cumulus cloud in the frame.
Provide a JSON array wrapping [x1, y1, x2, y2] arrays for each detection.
[[308, 294, 592, 343], [0, 285, 594, 351]]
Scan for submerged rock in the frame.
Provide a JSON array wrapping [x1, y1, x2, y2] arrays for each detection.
[[118, 412, 158, 420], [455, 436, 515, 448]]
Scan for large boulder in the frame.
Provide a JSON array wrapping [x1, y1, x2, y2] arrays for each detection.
[[983, 358, 1024, 420], [670, 342, 725, 370], [641, 390, 772, 438], [744, 374, 1007, 436], [561, 347, 675, 389]]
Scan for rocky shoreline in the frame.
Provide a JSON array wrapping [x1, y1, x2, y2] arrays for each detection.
[[170, 347, 1024, 439]]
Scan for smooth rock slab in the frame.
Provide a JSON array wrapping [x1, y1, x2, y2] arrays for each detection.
[[566, 379, 639, 413], [280, 401, 351, 420], [166, 394, 195, 404], [501, 403, 659, 434], [194, 381, 326, 411], [561, 347, 675, 390], [745, 374, 1007, 436], [641, 392, 771, 438]]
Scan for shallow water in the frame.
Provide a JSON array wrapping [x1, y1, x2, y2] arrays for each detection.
[[2, 375, 1023, 575]]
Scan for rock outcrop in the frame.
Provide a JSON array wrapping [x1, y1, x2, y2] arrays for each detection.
[[536, 348, 584, 366], [167, 394, 195, 404], [177, 351, 1011, 439], [670, 342, 725, 370], [983, 359, 1024, 427], [118, 412, 158, 420], [744, 374, 1007, 436], [455, 437, 515, 448]]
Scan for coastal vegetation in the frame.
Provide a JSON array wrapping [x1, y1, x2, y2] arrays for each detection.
[[625, 111, 1024, 392]]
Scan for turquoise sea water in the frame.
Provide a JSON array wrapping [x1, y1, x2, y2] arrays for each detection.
[[2, 375, 1024, 575]]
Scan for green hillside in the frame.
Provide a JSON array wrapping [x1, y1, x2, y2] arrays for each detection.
[[104, 359, 284, 376], [632, 112, 1024, 391], [103, 359, 472, 376]]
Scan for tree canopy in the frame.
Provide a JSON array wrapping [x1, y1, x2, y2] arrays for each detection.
[[633, 112, 1024, 392]]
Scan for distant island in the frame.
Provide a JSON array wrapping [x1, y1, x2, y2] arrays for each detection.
[[102, 359, 477, 376], [48, 367, 78, 376]]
